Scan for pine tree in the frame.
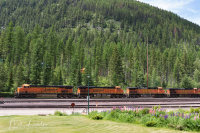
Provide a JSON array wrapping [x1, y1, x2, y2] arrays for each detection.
[[53, 66, 63, 85], [109, 46, 124, 85], [69, 52, 79, 86], [23, 52, 31, 84], [30, 39, 43, 84], [13, 26, 25, 64], [14, 63, 25, 88], [41, 51, 52, 85], [173, 57, 181, 85], [83, 60, 94, 86], [5, 22, 14, 63], [194, 69, 200, 83], [180, 75, 194, 88], [76, 67, 82, 86], [136, 70, 144, 87], [0, 63, 7, 91]]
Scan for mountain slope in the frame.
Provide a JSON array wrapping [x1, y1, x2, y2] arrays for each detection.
[[0, 0, 200, 91]]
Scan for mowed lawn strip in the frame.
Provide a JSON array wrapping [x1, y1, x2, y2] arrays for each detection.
[[0, 115, 195, 133]]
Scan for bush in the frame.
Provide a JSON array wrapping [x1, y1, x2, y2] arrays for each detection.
[[89, 111, 103, 120], [176, 125, 184, 130], [109, 109, 120, 119], [92, 114, 103, 120], [54, 111, 67, 116], [140, 114, 152, 124], [177, 108, 187, 113], [190, 107, 200, 113], [139, 108, 149, 115], [0, 92, 14, 97], [100, 107, 200, 131], [153, 105, 161, 111], [145, 121, 157, 127]]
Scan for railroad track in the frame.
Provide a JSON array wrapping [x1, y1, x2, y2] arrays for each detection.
[[2, 98, 200, 103], [1, 104, 200, 108], [1, 98, 200, 108]]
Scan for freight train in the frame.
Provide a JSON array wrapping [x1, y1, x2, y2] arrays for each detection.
[[14, 84, 200, 98]]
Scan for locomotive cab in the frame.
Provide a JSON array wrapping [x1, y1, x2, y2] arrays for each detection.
[[14, 87, 22, 98], [22, 84, 30, 88]]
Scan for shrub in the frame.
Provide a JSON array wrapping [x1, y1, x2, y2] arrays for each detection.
[[190, 108, 195, 113], [145, 121, 157, 127], [0, 92, 14, 97], [89, 111, 103, 120], [153, 105, 161, 111], [190, 107, 200, 113], [139, 108, 149, 115], [194, 108, 200, 113], [92, 114, 103, 120], [176, 125, 184, 130], [176, 108, 186, 113], [110, 109, 120, 119], [54, 111, 67, 116], [140, 114, 152, 124], [118, 112, 135, 123], [100, 107, 200, 131], [154, 110, 166, 117]]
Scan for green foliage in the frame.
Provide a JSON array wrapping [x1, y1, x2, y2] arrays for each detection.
[[145, 121, 157, 127], [109, 46, 124, 85], [0, 92, 13, 97], [190, 108, 200, 113], [180, 75, 194, 88], [176, 108, 188, 114], [139, 108, 149, 115], [102, 107, 200, 131], [88, 111, 104, 120], [0, 0, 200, 91], [0, 63, 7, 91], [54, 111, 67, 116], [92, 114, 103, 120], [153, 105, 161, 111]]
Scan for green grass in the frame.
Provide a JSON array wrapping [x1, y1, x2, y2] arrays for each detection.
[[0, 115, 196, 133]]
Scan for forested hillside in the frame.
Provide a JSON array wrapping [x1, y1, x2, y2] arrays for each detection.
[[0, 0, 200, 92]]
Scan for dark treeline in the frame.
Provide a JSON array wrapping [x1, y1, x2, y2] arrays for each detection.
[[0, 0, 200, 92]]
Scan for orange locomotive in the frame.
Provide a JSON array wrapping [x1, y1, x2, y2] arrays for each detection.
[[166, 88, 200, 97], [126, 87, 166, 98], [15, 84, 73, 98], [77, 86, 124, 98], [15, 84, 200, 98]]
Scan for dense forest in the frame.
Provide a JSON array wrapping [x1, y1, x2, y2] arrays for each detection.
[[0, 0, 200, 92]]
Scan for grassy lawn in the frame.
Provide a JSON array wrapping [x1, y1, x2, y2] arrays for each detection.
[[0, 115, 195, 133]]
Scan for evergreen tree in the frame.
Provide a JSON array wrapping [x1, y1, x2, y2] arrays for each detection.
[[136, 70, 144, 87], [23, 52, 31, 84], [194, 69, 200, 83], [76, 67, 82, 86], [173, 57, 181, 85], [53, 66, 63, 85], [13, 26, 25, 64], [0, 63, 7, 91], [4, 22, 14, 63], [109, 46, 124, 85], [41, 51, 52, 85], [14, 63, 25, 88], [83, 60, 94, 86], [180, 75, 194, 88], [30, 39, 43, 84]]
